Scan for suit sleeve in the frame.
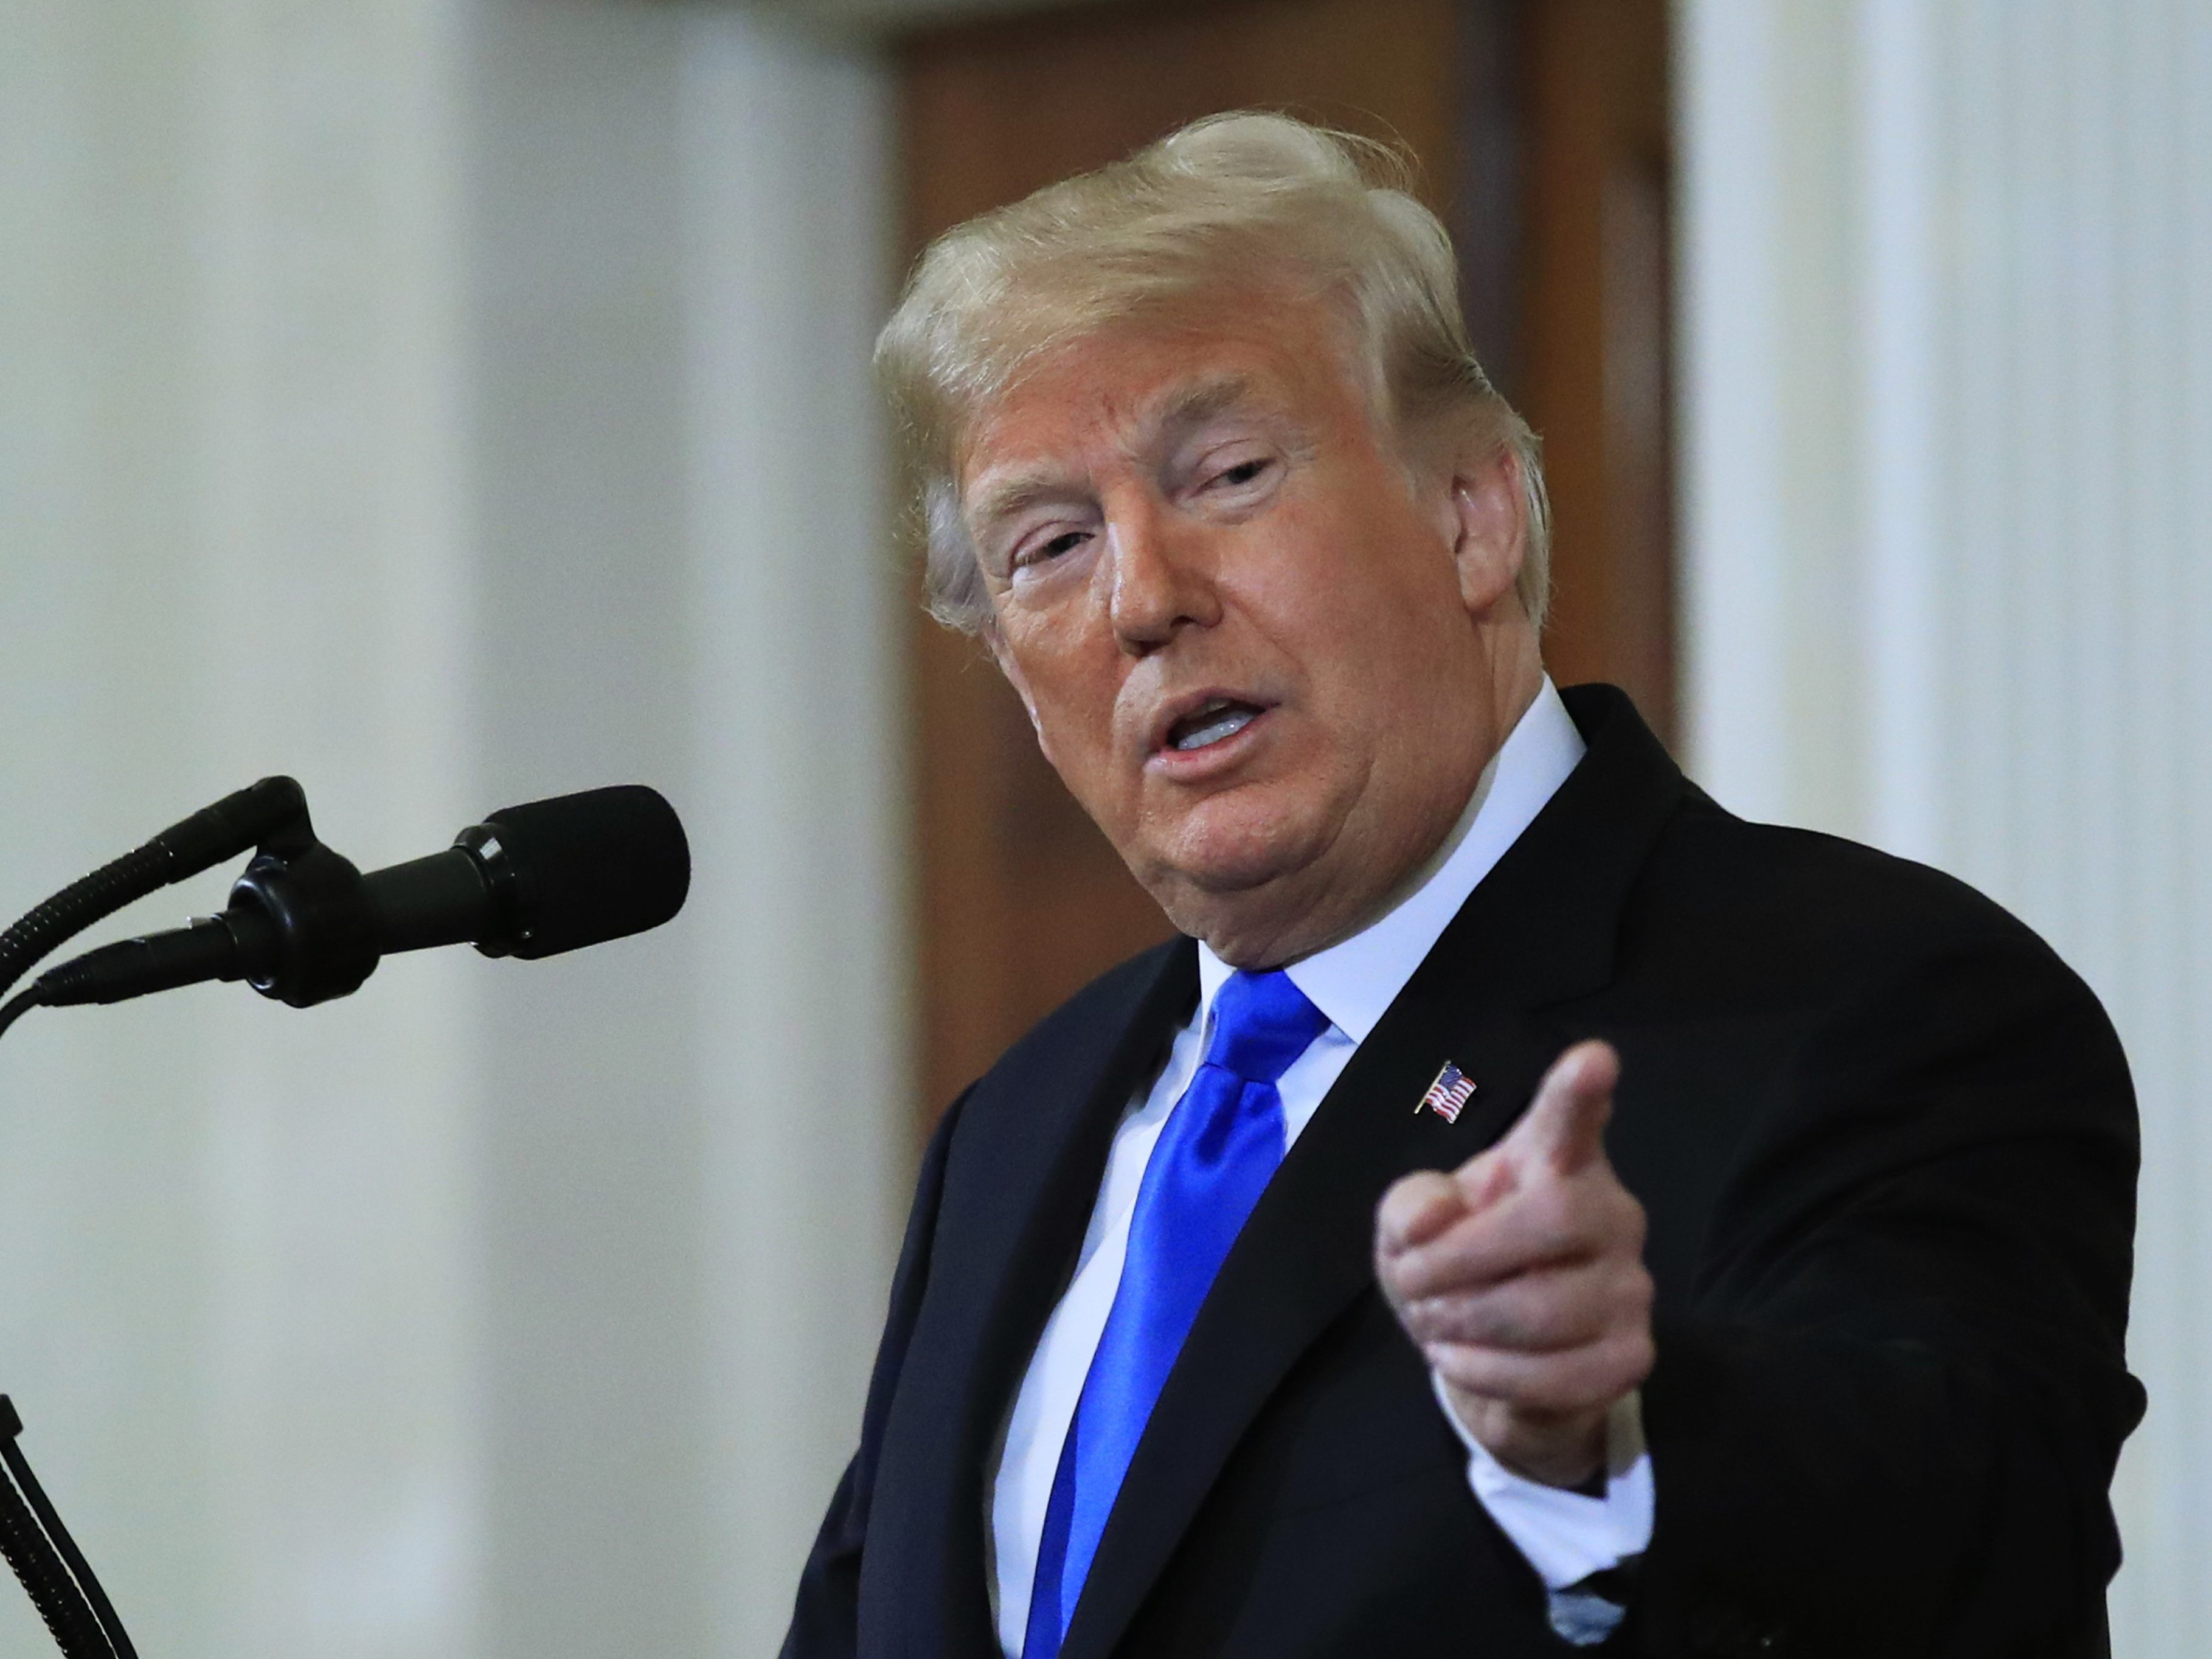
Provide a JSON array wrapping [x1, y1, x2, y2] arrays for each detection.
[[780, 1087, 969, 1659], [1632, 931, 2143, 1659]]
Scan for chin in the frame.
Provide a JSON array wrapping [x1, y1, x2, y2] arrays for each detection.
[[1138, 803, 1331, 924]]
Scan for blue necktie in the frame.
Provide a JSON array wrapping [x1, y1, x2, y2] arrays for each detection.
[[1021, 969, 1328, 1659]]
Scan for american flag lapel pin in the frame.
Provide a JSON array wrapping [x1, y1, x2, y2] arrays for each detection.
[[1416, 1061, 1476, 1123]]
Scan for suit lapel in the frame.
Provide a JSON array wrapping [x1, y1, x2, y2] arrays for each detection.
[[883, 938, 1198, 1655], [1057, 684, 1687, 1659], [956, 939, 1201, 1466]]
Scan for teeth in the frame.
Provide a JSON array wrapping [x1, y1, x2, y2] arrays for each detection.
[[1173, 707, 1255, 751]]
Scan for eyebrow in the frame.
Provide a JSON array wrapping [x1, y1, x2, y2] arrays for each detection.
[[963, 375, 1264, 538], [965, 471, 1082, 540], [1147, 375, 1260, 450]]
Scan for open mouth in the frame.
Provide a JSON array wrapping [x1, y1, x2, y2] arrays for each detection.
[[1165, 697, 1266, 753]]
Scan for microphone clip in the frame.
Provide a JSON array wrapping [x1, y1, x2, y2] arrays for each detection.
[[32, 791, 381, 1013], [228, 829, 379, 1010]]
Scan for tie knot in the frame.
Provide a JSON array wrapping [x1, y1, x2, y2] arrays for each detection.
[[1202, 969, 1328, 1085]]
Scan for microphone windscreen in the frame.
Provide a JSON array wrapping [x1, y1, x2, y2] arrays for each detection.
[[485, 785, 690, 959]]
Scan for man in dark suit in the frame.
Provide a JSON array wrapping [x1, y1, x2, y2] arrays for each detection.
[[784, 114, 2141, 1658]]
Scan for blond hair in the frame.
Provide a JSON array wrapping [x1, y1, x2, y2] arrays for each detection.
[[875, 111, 1551, 634]]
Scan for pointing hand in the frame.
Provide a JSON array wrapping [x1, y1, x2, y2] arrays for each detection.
[[1373, 1041, 1654, 1489]]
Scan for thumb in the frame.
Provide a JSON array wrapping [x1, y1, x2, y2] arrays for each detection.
[[1505, 1039, 1620, 1176]]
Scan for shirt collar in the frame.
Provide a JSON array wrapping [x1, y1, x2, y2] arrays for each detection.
[[1195, 677, 1586, 1044]]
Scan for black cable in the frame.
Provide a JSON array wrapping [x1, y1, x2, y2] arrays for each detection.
[[0, 1016, 140, 1659], [0, 848, 171, 1007], [0, 1404, 116, 1659], [0, 1431, 133, 1659], [0, 1473, 110, 1658], [0, 991, 41, 1046], [0, 775, 306, 1005]]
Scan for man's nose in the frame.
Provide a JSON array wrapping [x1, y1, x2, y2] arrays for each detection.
[[1105, 498, 1221, 653]]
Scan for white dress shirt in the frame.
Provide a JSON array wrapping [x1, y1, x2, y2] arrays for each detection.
[[986, 679, 1654, 1654]]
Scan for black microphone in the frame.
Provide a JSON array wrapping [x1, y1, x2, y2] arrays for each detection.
[[32, 786, 690, 1011]]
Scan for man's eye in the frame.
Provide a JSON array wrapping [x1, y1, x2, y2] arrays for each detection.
[[1015, 528, 1088, 569], [1210, 457, 1272, 490]]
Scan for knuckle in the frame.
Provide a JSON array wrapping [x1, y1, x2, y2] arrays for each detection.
[[1522, 1190, 1580, 1258], [1620, 1195, 1649, 1250], [1412, 1295, 1465, 1344], [1570, 1350, 1629, 1407], [1374, 1182, 1424, 1239], [1426, 1340, 1474, 1382], [1434, 1348, 1493, 1397], [1485, 1303, 1532, 1350], [1454, 1147, 1499, 1185], [1480, 1355, 1532, 1401], [1599, 1260, 1652, 1315], [1380, 1258, 1431, 1309], [1374, 1260, 1410, 1314], [1609, 1329, 1657, 1386]]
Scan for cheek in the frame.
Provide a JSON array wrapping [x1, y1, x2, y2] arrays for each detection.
[[1266, 559, 1470, 761], [1004, 643, 1128, 788], [1242, 518, 1439, 683]]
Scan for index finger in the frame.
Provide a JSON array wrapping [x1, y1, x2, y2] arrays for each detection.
[[1503, 1039, 1620, 1176]]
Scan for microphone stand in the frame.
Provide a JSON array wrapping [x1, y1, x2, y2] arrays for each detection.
[[0, 778, 316, 1659], [0, 776, 688, 1656], [0, 1401, 134, 1659]]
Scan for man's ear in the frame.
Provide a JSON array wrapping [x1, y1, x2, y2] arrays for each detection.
[[983, 623, 1056, 763], [1445, 445, 1527, 621]]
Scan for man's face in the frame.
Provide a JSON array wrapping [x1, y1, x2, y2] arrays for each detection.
[[957, 288, 1536, 966]]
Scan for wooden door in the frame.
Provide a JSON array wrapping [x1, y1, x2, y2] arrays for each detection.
[[895, 0, 1673, 1123], [1519, 0, 1675, 737]]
